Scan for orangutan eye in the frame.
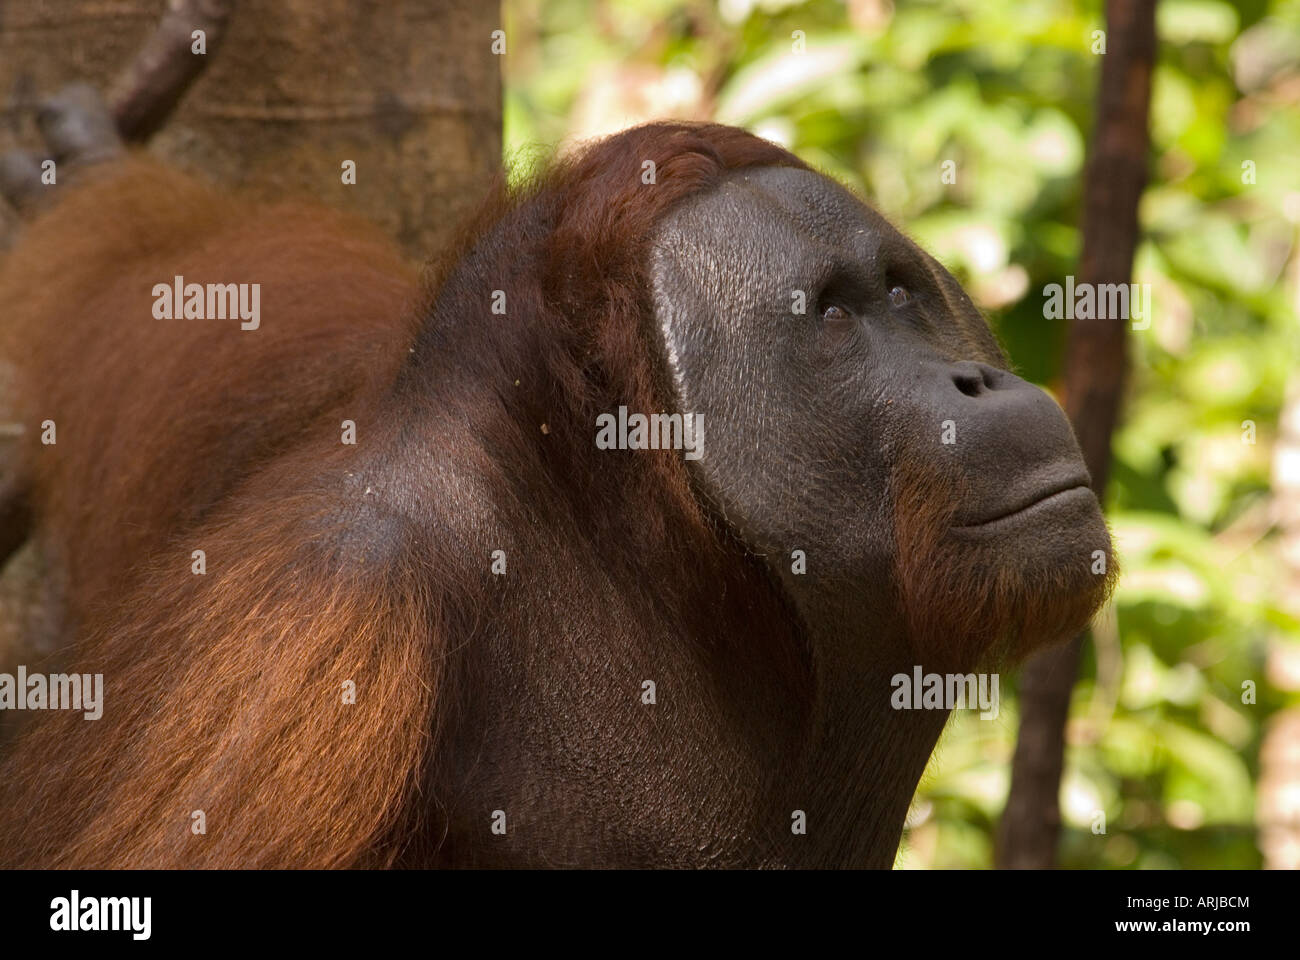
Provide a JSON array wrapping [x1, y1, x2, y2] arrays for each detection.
[[820, 303, 851, 322], [889, 285, 910, 308]]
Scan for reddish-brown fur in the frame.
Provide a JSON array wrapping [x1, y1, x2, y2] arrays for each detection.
[[0, 125, 820, 867], [892, 456, 1116, 675]]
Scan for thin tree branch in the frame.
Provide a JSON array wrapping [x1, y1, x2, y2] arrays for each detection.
[[109, 0, 236, 142]]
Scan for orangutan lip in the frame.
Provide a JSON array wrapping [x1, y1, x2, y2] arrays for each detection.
[[953, 481, 1092, 530]]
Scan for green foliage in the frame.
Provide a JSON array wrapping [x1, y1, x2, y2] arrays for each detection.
[[505, 0, 1300, 868]]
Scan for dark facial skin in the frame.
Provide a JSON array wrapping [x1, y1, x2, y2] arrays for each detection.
[[651, 164, 1109, 655], [651, 166, 1101, 591]]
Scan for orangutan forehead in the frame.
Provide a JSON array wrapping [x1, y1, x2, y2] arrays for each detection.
[[720, 166, 896, 239], [650, 164, 1002, 364], [661, 165, 912, 269]]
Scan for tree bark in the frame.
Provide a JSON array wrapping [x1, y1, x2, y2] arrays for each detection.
[[0, 0, 501, 257], [996, 0, 1157, 869]]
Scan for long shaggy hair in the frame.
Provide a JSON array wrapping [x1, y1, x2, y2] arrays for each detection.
[[0, 124, 811, 867]]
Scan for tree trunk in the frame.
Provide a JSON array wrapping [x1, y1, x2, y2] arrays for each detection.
[[1, 0, 501, 256]]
